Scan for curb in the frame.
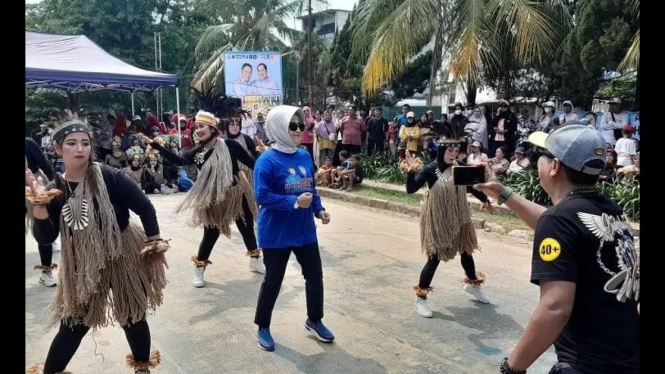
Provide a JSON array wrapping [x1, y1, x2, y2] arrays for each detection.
[[319, 187, 640, 238], [319, 188, 492, 233]]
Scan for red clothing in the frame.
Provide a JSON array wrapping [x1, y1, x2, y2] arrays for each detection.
[[113, 115, 128, 137], [340, 116, 366, 145], [180, 128, 193, 149]]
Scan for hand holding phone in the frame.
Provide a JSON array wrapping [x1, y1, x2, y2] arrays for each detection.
[[452, 166, 486, 186]]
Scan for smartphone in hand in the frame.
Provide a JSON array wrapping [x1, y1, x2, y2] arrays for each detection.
[[452, 166, 486, 186]]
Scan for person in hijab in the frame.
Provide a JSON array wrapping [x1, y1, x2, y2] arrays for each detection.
[[253, 105, 334, 352], [402, 137, 496, 318], [465, 106, 489, 154], [145, 91, 261, 287]]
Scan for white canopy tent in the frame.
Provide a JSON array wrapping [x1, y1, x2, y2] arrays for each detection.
[[25, 31, 182, 141]]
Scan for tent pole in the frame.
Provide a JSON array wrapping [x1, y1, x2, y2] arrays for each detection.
[[131, 91, 135, 116], [176, 86, 181, 148]]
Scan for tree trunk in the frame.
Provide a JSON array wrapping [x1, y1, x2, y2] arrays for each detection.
[[428, 26, 444, 108], [633, 64, 640, 111], [466, 76, 477, 105]]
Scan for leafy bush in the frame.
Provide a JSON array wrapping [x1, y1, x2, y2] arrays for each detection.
[[499, 170, 552, 206], [500, 170, 640, 220], [360, 153, 406, 184], [597, 176, 640, 220], [360, 155, 640, 220]]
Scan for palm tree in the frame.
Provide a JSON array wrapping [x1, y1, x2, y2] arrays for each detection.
[[351, 0, 572, 99], [618, 0, 639, 72], [617, 0, 639, 109], [191, 0, 308, 89]]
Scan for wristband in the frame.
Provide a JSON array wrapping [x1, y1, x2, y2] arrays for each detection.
[[500, 358, 526, 374], [497, 187, 513, 206]]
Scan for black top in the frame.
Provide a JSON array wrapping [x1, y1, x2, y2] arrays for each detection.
[[32, 165, 160, 245], [405, 161, 488, 203], [25, 137, 55, 181], [152, 138, 255, 173], [367, 118, 389, 141], [531, 192, 639, 373], [231, 133, 260, 159]]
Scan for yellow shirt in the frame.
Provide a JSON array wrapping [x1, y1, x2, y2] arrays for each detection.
[[399, 125, 421, 151]]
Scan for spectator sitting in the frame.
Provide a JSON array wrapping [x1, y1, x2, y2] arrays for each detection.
[[489, 146, 510, 175], [599, 149, 617, 183], [507, 146, 530, 175], [336, 154, 363, 191], [317, 156, 335, 187]]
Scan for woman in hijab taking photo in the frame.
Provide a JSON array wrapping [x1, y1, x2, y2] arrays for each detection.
[[253, 105, 334, 352]]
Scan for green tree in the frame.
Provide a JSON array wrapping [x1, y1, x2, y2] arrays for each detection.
[[191, 0, 310, 88], [554, 0, 636, 109], [351, 0, 572, 98], [25, 0, 209, 120]]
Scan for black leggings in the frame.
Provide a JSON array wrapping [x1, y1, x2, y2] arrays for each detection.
[[142, 181, 161, 194], [197, 197, 257, 260], [418, 252, 477, 291], [254, 243, 323, 328], [43, 318, 150, 374], [38, 243, 53, 267]]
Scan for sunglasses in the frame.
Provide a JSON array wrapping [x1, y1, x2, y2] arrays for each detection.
[[535, 147, 555, 159], [289, 122, 305, 131]]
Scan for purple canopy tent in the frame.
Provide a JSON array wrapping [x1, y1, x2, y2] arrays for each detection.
[[25, 31, 182, 141]]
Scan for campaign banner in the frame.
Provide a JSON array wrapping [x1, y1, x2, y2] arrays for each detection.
[[224, 51, 283, 118]]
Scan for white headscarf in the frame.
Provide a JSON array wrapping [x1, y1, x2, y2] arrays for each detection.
[[266, 105, 305, 154]]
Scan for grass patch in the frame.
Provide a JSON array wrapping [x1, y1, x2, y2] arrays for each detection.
[[353, 185, 423, 206], [473, 210, 531, 233], [351, 184, 531, 232]]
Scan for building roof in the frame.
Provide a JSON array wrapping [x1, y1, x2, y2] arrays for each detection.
[[296, 9, 351, 19]]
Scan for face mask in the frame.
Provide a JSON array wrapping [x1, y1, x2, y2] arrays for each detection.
[[455, 110, 462, 115], [544, 107, 552, 114], [465, 110, 473, 116]]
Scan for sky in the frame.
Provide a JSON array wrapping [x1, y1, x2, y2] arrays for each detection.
[[25, 0, 358, 12], [26, 0, 359, 30]]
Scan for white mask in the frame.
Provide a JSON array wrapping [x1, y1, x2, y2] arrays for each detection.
[[455, 110, 462, 115], [544, 107, 552, 114], [465, 110, 473, 116]]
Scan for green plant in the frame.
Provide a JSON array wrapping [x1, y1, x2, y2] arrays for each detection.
[[500, 170, 552, 206], [360, 153, 406, 184], [597, 177, 640, 220]]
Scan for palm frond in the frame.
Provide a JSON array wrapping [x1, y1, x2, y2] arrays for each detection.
[[618, 30, 639, 72], [194, 24, 235, 58], [629, 0, 639, 17], [486, 0, 571, 65], [351, 0, 407, 63], [360, 0, 441, 95], [192, 45, 230, 92], [448, 0, 495, 86], [273, 0, 307, 18]]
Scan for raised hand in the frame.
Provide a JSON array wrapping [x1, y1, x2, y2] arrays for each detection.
[[25, 170, 62, 205]]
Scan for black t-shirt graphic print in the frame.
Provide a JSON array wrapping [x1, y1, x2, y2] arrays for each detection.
[[530, 193, 639, 374]]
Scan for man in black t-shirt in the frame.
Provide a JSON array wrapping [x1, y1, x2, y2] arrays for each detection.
[[366, 107, 389, 156], [474, 125, 639, 374]]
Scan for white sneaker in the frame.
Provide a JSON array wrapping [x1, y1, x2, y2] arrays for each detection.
[[249, 256, 266, 273], [414, 296, 433, 318], [464, 283, 490, 304], [39, 271, 57, 287], [52, 238, 61, 252], [193, 267, 206, 288]]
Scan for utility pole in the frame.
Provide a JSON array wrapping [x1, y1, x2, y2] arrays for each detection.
[[307, 0, 313, 106], [154, 32, 163, 119]]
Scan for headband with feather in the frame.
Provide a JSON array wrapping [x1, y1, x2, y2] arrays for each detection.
[[188, 84, 244, 123], [48, 109, 109, 146]]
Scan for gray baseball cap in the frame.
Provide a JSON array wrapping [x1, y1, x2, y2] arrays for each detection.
[[528, 125, 607, 175]]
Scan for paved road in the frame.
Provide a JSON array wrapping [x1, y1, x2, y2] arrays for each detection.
[[26, 195, 556, 373]]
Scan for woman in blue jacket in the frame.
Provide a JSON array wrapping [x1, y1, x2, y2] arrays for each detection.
[[253, 105, 334, 351]]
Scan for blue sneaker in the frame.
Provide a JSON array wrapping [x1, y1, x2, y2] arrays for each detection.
[[305, 319, 335, 343], [257, 327, 275, 351]]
